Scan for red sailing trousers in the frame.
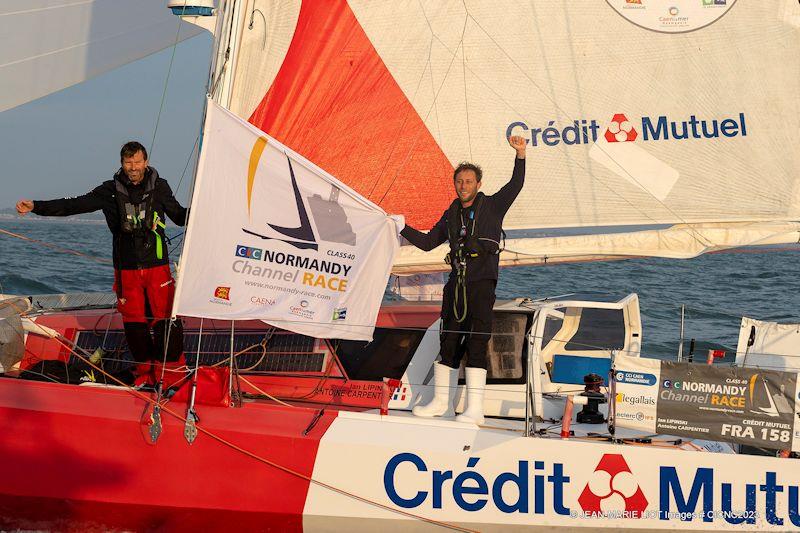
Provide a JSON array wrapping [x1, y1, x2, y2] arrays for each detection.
[[113, 265, 175, 324]]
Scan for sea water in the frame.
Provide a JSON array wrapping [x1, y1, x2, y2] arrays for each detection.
[[2, 217, 798, 361]]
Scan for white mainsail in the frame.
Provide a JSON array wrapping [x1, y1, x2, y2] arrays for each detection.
[[206, 1, 800, 270], [0, 0, 205, 113]]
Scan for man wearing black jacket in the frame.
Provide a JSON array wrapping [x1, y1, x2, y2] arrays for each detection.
[[16, 142, 187, 382], [397, 135, 526, 424]]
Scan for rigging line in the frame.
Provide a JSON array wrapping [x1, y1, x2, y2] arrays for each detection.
[[460, 0, 472, 162], [149, 1, 188, 160], [174, 134, 200, 196], [23, 302, 800, 386], [0, 17, 176, 70], [22, 288, 798, 357], [418, 0, 444, 154], [465, 12, 716, 248], [0, 228, 113, 266], [27, 287, 800, 351], [376, 5, 471, 206], [238, 374, 294, 407], [24, 326, 474, 533], [0, 1, 92, 18]]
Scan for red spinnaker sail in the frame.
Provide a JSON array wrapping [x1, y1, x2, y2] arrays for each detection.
[[249, 0, 454, 230]]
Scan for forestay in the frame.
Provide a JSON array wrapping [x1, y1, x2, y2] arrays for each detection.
[[173, 101, 399, 341]]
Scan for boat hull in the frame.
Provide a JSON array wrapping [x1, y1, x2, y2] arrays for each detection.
[[4, 377, 800, 531], [0, 378, 333, 532]]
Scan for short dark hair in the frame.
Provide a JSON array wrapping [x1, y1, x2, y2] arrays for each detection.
[[120, 141, 148, 162], [453, 162, 482, 182]]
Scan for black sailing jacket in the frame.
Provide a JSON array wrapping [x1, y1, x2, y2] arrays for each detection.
[[400, 157, 525, 282], [32, 167, 187, 269]]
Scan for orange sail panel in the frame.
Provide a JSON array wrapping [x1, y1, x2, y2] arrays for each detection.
[[248, 0, 453, 230]]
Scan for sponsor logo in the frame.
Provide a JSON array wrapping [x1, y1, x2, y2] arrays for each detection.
[[214, 286, 230, 300], [250, 296, 276, 306], [579, 454, 648, 518], [383, 453, 571, 514], [332, 307, 347, 321], [616, 392, 656, 406], [604, 113, 638, 143], [611, 0, 731, 33], [616, 371, 657, 386], [622, 0, 645, 10], [659, 6, 688, 27], [507, 112, 746, 148], [243, 138, 356, 251], [616, 410, 650, 422], [383, 452, 800, 524], [236, 244, 263, 260], [210, 286, 233, 306], [289, 299, 315, 319]]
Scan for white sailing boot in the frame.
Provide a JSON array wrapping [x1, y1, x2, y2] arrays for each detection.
[[412, 362, 458, 418], [455, 367, 487, 425]]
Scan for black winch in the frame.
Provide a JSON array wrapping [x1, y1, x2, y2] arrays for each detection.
[[576, 373, 607, 424]]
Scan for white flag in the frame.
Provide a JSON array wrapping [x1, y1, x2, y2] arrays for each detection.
[[173, 101, 400, 340]]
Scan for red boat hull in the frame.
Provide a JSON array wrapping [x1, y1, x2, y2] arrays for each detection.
[[0, 377, 337, 532]]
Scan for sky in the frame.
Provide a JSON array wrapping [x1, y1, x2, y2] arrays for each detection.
[[0, 32, 213, 207]]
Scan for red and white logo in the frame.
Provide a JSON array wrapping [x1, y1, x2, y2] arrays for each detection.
[[578, 454, 648, 518], [214, 286, 231, 300], [605, 113, 638, 143]]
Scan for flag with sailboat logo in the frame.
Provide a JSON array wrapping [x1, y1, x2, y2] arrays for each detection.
[[173, 100, 401, 341]]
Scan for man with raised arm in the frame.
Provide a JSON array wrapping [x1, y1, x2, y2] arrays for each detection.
[[16, 142, 187, 383], [396, 135, 526, 424]]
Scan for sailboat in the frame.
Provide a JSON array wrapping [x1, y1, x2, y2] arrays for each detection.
[[2, 0, 800, 531]]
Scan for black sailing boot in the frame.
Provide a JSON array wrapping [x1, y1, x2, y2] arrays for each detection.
[[123, 322, 155, 384], [152, 319, 185, 363]]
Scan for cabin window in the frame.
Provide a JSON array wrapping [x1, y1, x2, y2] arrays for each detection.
[[485, 313, 529, 380], [334, 328, 426, 381], [563, 308, 625, 351], [541, 313, 565, 349]]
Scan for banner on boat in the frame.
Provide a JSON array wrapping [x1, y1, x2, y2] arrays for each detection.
[[614, 354, 800, 451], [173, 100, 400, 340]]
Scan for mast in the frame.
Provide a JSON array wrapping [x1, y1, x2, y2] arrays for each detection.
[[169, 1, 233, 318]]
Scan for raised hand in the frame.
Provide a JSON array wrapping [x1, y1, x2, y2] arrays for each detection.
[[508, 135, 526, 158]]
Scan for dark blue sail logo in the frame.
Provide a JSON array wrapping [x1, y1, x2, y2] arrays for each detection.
[[243, 140, 318, 250], [243, 137, 357, 250]]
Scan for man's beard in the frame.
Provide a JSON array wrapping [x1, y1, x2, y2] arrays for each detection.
[[459, 191, 477, 203]]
